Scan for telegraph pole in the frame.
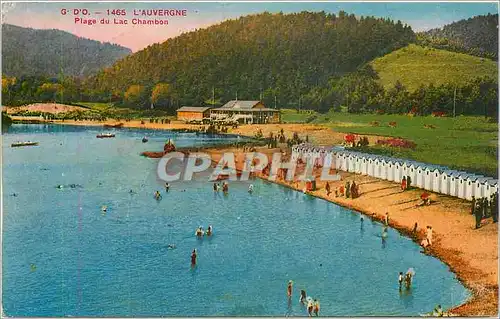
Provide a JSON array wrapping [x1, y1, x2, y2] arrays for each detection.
[[453, 85, 457, 117]]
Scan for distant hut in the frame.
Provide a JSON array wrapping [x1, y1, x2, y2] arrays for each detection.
[[486, 179, 499, 199], [465, 175, 483, 200], [474, 176, 494, 199], [393, 160, 404, 182], [413, 163, 425, 189], [378, 157, 390, 180], [360, 156, 369, 175], [456, 173, 474, 199], [348, 153, 356, 172], [440, 170, 459, 195], [354, 153, 363, 174], [373, 157, 383, 178], [367, 156, 376, 177]]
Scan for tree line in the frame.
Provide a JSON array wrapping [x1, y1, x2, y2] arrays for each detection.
[[417, 13, 498, 60], [3, 65, 497, 118]]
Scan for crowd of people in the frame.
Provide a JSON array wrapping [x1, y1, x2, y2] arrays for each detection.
[[398, 268, 415, 290], [324, 180, 360, 199], [471, 192, 498, 228], [287, 281, 320, 316]]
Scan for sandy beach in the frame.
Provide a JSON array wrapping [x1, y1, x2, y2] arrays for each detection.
[[204, 145, 498, 316], [8, 116, 498, 316]]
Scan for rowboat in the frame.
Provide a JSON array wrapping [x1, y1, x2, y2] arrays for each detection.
[[11, 141, 38, 147], [96, 133, 115, 138], [103, 123, 124, 128]]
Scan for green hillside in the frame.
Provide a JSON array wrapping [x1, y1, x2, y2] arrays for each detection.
[[85, 11, 415, 109], [370, 44, 498, 91]]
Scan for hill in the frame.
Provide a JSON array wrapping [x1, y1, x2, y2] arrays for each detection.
[[85, 11, 415, 109], [1, 24, 132, 78], [370, 44, 498, 91], [418, 14, 498, 60]]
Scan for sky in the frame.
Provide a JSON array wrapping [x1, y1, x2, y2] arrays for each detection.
[[2, 1, 498, 52]]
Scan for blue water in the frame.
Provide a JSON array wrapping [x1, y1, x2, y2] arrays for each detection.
[[3, 124, 470, 317]]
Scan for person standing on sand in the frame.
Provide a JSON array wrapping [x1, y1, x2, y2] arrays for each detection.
[[492, 193, 498, 223], [474, 203, 483, 229], [385, 212, 389, 226], [345, 181, 351, 198], [325, 182, 331, 196], [401, 176, 407, 191], [351, 181, 357, 199], [287, 280, 293, 298], [426, 226, 433, 246], [471, 196, 476, 215]]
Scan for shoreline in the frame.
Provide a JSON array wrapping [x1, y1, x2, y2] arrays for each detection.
[[8, 117, 498, 316], [204, 146, 498, 317]]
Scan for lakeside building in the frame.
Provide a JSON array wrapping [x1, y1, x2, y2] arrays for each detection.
[[176, 101, 280, 124], [210, 100, 280, 124], [176, 106, 212, 123]]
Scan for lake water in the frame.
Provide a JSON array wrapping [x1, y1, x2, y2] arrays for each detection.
[[2, 124, 470, 317]]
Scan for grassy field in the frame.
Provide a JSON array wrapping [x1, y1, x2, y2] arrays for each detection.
[[370, 44, 498, 91], [75, 102, 173, 119], [280, 109, 318, 123], [312, 111, 498, 177]]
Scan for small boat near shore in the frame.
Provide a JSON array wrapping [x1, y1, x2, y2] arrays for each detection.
[[103, 123, 124, 128], [11, 141, 39, 147], [96, 133, 116, 139]]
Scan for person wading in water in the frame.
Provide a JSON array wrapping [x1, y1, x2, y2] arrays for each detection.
[[191, 249, 197, 266], [287, 280, 293, 299]]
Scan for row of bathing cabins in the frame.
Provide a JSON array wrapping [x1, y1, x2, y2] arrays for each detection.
[[291, 143, 498, 201]]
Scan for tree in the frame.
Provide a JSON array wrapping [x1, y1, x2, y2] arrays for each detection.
[[124, 85, 148, 108], [151, 83, 175, 109]]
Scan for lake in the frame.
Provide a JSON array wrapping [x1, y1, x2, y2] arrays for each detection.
[[2, 124, 470, 316]]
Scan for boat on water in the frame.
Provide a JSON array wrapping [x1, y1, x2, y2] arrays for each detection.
[[103, 123, 124, 128], [96, 133, 116, 139], [11, 141, 39, 147], [142, 137, 149, 143]]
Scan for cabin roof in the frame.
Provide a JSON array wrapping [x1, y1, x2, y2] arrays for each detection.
[[177, 106, 211, 113], [220, 100, 262, 109]]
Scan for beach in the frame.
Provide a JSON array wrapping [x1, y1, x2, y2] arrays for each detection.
[[205, 144, 498, 316], [8, 116, 498, 316]]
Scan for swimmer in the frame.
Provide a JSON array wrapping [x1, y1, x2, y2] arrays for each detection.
[[313, 299, 320, 316], [57, 185, 64, 189], [191, 249, 197, 266], [248, 184, 254, 193], [195, 226, 204, 238], [287, 280, 293, 298], [165, 182, 170, 192], [213, 183, 218, 192], [154, 191, 162, 200], [382, 226, 388, 238], [206, 225, 213, 236], [167, 244, 176, 250], [307, 299, 314, 316], [299, 290, 307, 304], [398, 272, 404, 289], [101, 205, 107, 212]]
